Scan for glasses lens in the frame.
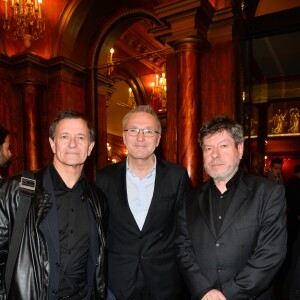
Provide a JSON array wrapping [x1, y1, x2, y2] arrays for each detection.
[[143, 130, 154, 137], [126, 129, 156, 137], [128, 129, 138, 136]]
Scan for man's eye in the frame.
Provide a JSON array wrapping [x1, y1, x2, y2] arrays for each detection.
[[204, 147, 212, 151], [60, 135, 69, 140], [144, 130, 152, 134], [129, 129, 138, 133]]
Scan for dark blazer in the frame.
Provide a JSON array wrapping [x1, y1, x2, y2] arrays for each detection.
[[176, 170, 287, 300], [96, 159, 190, 300], [284, 225, 300, 300]]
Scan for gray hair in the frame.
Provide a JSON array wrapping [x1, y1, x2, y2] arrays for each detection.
[[122, 105, 161, 133], [198, 115, 245, 148], [49, 110, 95, 142]]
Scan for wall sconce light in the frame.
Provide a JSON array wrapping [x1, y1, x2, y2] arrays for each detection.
[[107, 48, 114, 75], [128, 87, 136, 109], [151, 69, 167, 112]]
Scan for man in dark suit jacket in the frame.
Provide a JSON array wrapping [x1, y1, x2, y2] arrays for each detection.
[[96, 105, 190, 300], [176, 116, 287, 300]]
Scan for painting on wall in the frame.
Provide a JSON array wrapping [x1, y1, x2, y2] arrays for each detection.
[[267, 100, 300, 136]]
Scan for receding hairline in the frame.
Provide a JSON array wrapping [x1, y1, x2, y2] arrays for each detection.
[[122, 109, 161, 132]]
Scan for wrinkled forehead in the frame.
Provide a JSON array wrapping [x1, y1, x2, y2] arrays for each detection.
[[127, 112, 159, 128], [55, 118, 89, 134]]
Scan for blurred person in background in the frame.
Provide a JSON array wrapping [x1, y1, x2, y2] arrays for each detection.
[[0, 126, 12, 184], [265, 157, 284, 185]]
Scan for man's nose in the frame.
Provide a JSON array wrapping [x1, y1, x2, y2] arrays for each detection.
[[68, 137, 77, 146], [136, 131, 145, 140], [211, 147, 220, 158]]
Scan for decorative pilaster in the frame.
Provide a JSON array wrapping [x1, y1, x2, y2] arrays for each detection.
[[21, 84, 41, 170]]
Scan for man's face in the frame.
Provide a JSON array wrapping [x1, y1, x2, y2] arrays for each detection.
[[202, 130, 243, 182], [0, 135, 12, 168], [123, 112, 161, 161], [49, 118, 95, 169], [270, 163, 283, 177]]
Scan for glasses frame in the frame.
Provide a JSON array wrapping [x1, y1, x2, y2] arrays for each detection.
[[124, 128, 161, 137]]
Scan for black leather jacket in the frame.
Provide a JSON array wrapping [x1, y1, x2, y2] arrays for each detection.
[[0, 167, 107, 300]]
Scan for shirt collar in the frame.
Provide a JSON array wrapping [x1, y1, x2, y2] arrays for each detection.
[[209, 168, 242, 190], [49, 163, 86, 191], [126, 155, 157, 178]]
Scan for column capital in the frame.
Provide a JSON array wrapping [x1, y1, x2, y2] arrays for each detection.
[[173, 36, 209, 53], [149, 0, 214, 46]]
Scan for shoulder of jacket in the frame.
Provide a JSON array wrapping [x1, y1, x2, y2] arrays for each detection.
[[157, 159, 187, 172]]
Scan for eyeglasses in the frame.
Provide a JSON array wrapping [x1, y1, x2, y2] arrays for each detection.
[[124, 128, 160, 137]]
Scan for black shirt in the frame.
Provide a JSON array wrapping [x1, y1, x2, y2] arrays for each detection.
[[49, 164, 90, 298], [210, 169, 242, 235]]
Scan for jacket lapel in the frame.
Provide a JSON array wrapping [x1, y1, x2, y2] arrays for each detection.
[[39, 167, 60, 259], [116, 160, 130, 209], [141, 159, 167, 232], [199, 183, 218, 237], [118, 160, 141, 232]]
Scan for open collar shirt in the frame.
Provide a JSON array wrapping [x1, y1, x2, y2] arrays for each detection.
[[126, 156, 157, 231]]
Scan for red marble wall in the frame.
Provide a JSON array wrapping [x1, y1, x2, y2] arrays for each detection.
[[0, 78, 23, 177], [201, 40, 235, 124]]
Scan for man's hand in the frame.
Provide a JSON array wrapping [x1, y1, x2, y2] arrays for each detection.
[[201, 289, 226, 300]]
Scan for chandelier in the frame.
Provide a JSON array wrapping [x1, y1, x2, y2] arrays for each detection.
[[151, 70, 167, 112], [2, 0, 45, 49]]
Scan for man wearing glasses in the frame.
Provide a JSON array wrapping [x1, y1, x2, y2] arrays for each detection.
[[96, 105, 190, 300]]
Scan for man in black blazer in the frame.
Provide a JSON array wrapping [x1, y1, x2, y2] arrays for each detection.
[[96, 105, 190, 300], [176, 116, 287, 300]]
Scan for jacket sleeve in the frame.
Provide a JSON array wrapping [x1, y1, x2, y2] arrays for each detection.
[[0, 182, 9, 299], [222, 183, 287, 299], [175, 189, 215, 299]]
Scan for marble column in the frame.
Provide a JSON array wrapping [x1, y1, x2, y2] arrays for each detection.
[[174, 37, 203, 186], [22, 84, 41, 170]]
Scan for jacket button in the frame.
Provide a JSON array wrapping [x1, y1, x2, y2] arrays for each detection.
[[216, 242, 220, 247], [217, 267, 222, 272], [52, 290, 57, 295]]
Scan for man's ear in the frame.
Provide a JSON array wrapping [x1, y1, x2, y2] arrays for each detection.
[[87, 141, 95, 156], [238, 142, 244, 159], [49, 137, 56, 153]]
